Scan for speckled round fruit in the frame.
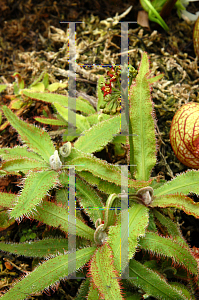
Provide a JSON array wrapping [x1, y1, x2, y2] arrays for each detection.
[[170, 102, 199, 168]]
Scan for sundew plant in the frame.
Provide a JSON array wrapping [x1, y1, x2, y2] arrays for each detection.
[[0, 53, 199, 299]]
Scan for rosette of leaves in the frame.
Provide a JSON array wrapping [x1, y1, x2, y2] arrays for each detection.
[[0, 53, 199, 299], [0, 93, 147, 299]]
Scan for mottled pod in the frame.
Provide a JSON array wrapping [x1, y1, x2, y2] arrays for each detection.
[[193, 17, 199, 58], [170, 102, 199, 168]]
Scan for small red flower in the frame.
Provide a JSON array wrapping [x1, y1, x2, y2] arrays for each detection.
[[108, 73, 117, 82], [107, 67, 114, 75], [101, 83, 112, 97], [107, 67, 117, 82]]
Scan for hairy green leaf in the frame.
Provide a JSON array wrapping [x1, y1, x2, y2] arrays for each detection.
[[0, 210, 15, 231], [78, 171, 122, 194], [2, 106, 55, 162], [10, 170, 58, 219], [76, 176, 104, 223], [87, 281, 101, 299], [23, 91, 95, 114], [22, 90, 69, 106], [53, 102, 90, 132], [154, 169, 199, 196], [0, 146, 45, 161], [71, 152, 149, 190], [34, 117, 66, 126], [1, 247, 96, 300], [169, 282, 195, 299], [151, 194, 199, 219], [75, 278, 91, 300], [74, 96, 96, 115], [153, 210, 188, 247], [86, 112, 110, 127], [108, 203, 149, 272], [90, 243, 123, 300], [35, 201, 95, 242], [129, 52, 158, 181], [129, 259, 186, 300], [0, 158, 49, 175], [74, 114, 121, 153], [0, 238, 68, 258], [0, 192, 16, 208], [139, 232, 198, 275]]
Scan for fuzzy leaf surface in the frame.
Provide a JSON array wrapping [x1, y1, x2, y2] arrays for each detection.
[[0, 146, 45, 162], [129, 52, 157, 181], [129, 259, 187, 300], [2, 106, 55, 162], [22, 91, 68, 106], [78, 171, 128, 195], [153, 210, 188, 247], [35, 201, 95, 242], [90, 243, 123, 300], [53, 103, 90, 132], [34, 117, 66, 126], [154, 169, 199, 196], [55, 187, 86, 223], [74, 96, 96, 115], [61, 147, 84, 164], [10, 170, 58, 219], [169, 282, 195, 300], [108, 203, 149, 272], [75, 278, 91, 300], [76, 176, 104, 223], [151, 194, 199, 219], [139, 232, 197, 275], [0, 238, 68, 258], [0, 211, 15, 231], [87, 281, 101, 300], [74, 114, 121, 153], [23, 91, 95, 114], [72, 153, 150, 189], [0, 192, 16, 208], [1, 246, 96, 300], [56, 172, 100, 220], [55, 188, 69, 205], [86, 112, 110, 127], [0, 158, 49, 175]]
